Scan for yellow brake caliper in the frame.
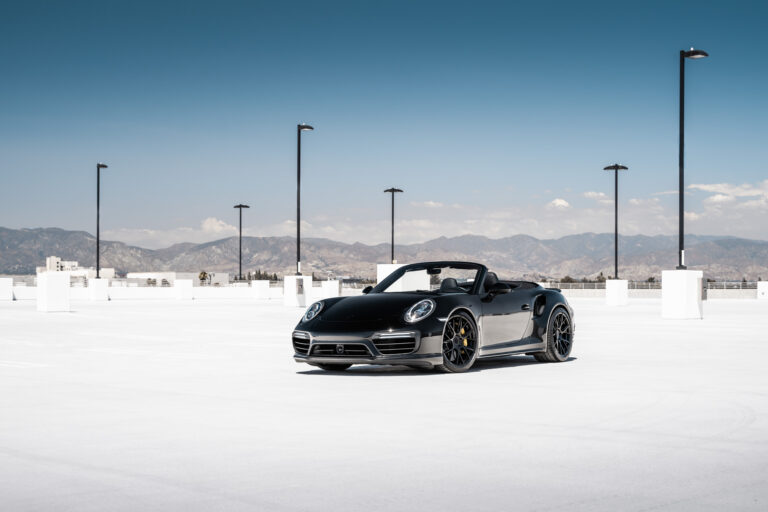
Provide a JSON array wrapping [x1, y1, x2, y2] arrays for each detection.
[[460, 327, 467, 346]]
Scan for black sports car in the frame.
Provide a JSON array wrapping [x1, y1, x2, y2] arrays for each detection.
[[292, 261, 574, 373]]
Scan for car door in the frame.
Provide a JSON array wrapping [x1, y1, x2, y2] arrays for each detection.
[[480, 287, 532, 354]]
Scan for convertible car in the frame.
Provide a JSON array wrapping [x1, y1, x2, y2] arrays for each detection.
[[292, 261, 574, 373]]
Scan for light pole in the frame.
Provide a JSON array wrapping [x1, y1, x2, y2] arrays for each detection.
[[384, 188, 403, 264], [603, 164, 628, 279], [296, 123, 314, 275], [678, 48, 708, 269], [96, 162, 108, 279], [234, 204, 250, 281]]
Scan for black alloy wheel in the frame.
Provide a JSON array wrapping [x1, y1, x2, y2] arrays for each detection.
[[437, 311, 478, 373], [535, 307, 573, 362]]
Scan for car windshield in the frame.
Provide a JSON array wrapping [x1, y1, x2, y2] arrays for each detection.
[[375, 264, 481, 294]]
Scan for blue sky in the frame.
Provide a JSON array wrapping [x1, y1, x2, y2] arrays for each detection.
[[1, 0, 767, 247]]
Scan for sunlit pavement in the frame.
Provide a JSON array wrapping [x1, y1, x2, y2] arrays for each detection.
[[1, 298, 766, 511]]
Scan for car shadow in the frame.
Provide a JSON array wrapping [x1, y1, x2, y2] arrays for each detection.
[[296, 355, 577, 377]]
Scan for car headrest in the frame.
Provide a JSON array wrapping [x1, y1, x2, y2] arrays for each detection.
[[483, 272, 498, 290], [440, 277, 459, 291]]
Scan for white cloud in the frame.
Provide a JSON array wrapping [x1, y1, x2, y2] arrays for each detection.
[[411, 201, 444, 208], [201, 217, 237, 235], [703, 194, 735, 204], [584, 191, 608, 199], [689, 180, 768, 198], [547, 198, 571, 210]]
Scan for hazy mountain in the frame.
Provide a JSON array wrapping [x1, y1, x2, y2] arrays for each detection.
[[1, 227, 767, 280]]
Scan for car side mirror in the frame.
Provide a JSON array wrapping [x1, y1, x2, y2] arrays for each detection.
[[362, 285, 373, 294]]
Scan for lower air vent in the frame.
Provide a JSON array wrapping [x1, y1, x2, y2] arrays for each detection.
[[292, 333, 310, 355], [373, 337, 417, 355], [311, 344, 371, 357]]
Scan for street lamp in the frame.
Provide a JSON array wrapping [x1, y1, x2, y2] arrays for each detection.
[[384, 188, 404, 264], [603, 164, 629, 279], [233, 204, 250, 281], [96, 162, 108, 279], [677, 47, 709, 269], [296, 123, 314, 275]]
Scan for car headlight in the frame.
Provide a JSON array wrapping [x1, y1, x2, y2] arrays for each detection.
[[303, 301, 323, 322], [404, 299, 436, 323]]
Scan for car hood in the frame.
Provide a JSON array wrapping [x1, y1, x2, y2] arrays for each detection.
[[318, 293, 432, 325]]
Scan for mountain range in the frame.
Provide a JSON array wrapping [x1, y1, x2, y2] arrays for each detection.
[[1, 227, 767, 280]]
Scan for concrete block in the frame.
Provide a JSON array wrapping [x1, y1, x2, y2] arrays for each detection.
[[376, 263, 429, 292], [284, 275, 313, 307], [606, 279, 629, 306], [37, 272, 71, 312], [319, 280, 341, 299], [89, 278, 110, 301], [0, 278, 13, 301], [377, 264, 403, 285], [662, 270, 704, 319], [251, 280, 270, 299], [175, 279, 194, 300], [758, 282, 768, 300]]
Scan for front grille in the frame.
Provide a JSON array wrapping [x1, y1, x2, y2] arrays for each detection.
[[311, 344, 371, 357], [373, 337, 417, 355], [292, 334, 310, 355]]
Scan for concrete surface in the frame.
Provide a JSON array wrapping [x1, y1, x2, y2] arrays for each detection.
[[1, 298, 766, 511]]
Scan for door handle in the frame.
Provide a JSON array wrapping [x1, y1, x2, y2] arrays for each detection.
[[521, 304, 530, 311]]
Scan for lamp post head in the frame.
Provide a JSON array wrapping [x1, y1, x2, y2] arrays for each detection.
[[298, 123, 314, 131], [683, 48, 708, 59], [97, 163, 108, 170], [603, 164, 629, 171], [384, 188, 404, 194], [234, 204, 250, 209]]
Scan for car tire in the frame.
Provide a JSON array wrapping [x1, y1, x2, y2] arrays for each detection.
[[437, 311, 479, 373], [317, 363, 352, 371], [534, 307, 573, 363]]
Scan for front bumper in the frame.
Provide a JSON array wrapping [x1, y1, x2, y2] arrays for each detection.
[[292, 329, 444, 368]]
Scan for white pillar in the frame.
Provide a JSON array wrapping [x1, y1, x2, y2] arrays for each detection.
[[36, 272, 71, 312], [89, 278, 110, 301], [377, 263, 403, 285], [319, 280, 341, 299], [662, 270, 704, 319], [758, 281, 768, 300], [0, 278, 13, 301], [284, 275, 313, 307], [605, 279, 629, 306], [175, 279, 194, 300]]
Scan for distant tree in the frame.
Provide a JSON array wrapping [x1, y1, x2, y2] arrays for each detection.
[[199, 271, 208, 285], [646, 277, 656, 283], [596, 272, 606, 283], [742, 276, 747, 284], [561, 276, 576, 283], [759, 277, 763, 282]]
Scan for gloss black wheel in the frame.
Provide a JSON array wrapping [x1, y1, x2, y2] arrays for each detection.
[[534, 307, 573, 362], [437, 311, 478, 373]]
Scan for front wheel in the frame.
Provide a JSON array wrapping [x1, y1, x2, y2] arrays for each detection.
[[437, 311, 478, 373], [317, 363, 351, 372], [534, 307, 573, 362]]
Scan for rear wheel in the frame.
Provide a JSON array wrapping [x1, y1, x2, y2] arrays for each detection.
[[534, 307, 573, 362], [317, 363, 351, 371], [437, 311, 478, 373]]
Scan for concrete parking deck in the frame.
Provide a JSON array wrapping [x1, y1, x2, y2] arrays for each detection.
[[1, 298, 766, 511]]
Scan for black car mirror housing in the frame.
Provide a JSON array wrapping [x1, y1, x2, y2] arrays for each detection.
[[362, 285, 373, 294]]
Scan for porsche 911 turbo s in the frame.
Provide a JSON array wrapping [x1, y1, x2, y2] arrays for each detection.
[[292, 261, 574, 373]]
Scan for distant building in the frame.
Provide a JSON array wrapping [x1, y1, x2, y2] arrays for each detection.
[[36, 256, 115, 279], [126, 272, 199, 286]]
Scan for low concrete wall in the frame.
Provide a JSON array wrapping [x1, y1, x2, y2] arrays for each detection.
[[561, 289, 604, 298], [707, 289, 757, 299]]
